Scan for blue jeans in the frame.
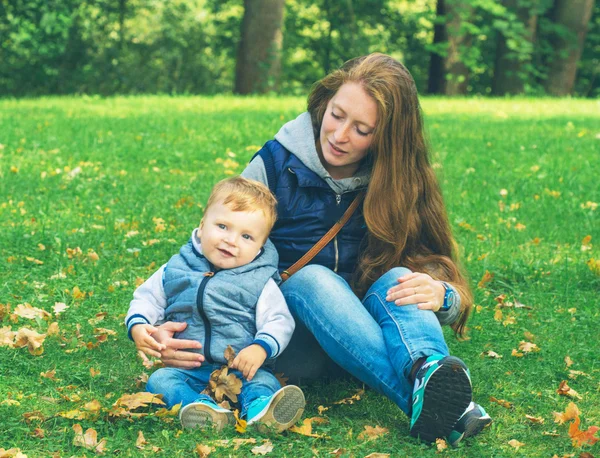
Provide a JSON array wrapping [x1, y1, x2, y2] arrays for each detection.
[[146, 364, 281, 417], [278, 265, 450, 415]]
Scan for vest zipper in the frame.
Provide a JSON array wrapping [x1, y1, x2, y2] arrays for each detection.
[[196, 270, 215, 363], [334, 194, 341, 272]]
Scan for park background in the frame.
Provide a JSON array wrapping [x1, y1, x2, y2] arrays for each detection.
[[1, 0, 599, 457]]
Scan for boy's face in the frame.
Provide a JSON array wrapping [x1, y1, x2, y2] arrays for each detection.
[[198, 200, 269, 270]]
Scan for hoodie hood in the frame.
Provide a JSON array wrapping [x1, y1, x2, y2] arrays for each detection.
[[274, 112, 370, 195]]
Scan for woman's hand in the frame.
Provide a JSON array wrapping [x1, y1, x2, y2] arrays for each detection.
[[385, 272, 445, 312], [143, 321, 205, 369]]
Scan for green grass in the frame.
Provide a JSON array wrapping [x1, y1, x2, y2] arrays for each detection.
[[0, 95, 599, 457]]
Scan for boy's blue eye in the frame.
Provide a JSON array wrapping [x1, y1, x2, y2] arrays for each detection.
[[217, 224, 226, 229], [242, 234, 252, 240]]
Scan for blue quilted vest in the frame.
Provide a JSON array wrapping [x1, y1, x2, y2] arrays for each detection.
[[254, 140, 367, 282], [162, 238, 280, 364]]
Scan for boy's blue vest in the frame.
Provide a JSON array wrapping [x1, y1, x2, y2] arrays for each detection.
[[254, 140, 367, 282], [163, 238, 279, 364]]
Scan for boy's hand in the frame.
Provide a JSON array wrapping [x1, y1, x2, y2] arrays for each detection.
[[231, 344, 267, 381], [131, 324, 166, 359]]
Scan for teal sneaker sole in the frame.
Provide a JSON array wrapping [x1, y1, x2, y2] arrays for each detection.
[[179, 402, 235, 430], [251, 385, 305, 433], [410, 356, 472, 443]]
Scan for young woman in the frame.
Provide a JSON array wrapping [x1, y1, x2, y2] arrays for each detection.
[[151, 53, 491, 445]]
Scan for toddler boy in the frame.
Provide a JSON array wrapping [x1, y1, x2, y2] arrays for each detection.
[[125, 176, 304, 432]]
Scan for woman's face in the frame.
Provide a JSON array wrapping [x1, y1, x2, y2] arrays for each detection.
[[319, 82, 378, 180]]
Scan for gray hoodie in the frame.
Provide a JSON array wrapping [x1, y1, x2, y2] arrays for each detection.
[[242, 112, 369, 194]]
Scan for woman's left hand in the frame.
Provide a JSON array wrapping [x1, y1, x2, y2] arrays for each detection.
[[385, 272, 445, 311]]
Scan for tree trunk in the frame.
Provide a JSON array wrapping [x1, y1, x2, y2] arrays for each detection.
[[544, 0, 595, 96], [444, 0, 473, 95], [492, 0, 538, 95], [234, 0, 285, 94], [427, 0, 473, 95], [428, 0, 446, 94]]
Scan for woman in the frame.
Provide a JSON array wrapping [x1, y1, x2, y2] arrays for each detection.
[[152, 53, 491, 445]]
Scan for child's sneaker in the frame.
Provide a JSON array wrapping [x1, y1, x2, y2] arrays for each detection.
[[179, 398, 235, 430], [247, 385, 305, 433], [409, 354, 472, 442], [447, 402, 492, 447]]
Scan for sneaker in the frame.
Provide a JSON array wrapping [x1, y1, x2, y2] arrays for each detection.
[[247, 385, 305, 433], [409, 354, 472, 443], [179, 398, 235, 430], [448, 402, 492, 447]]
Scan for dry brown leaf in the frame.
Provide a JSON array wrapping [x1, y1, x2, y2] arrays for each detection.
[[14, 328, 46, 355], [494, 309, 503, 322], [436, 438, 448, 451], [12, 303, 51, 320], [113, 392, 165, 410], [329, 448, 346, 457], [90, 367, 101, 377], [568, 416, 599, 447], [84, 400, 102, 412], [251, 441, 274, 455], [0, 326, 15, 347], [72, 423, 107, 453], [333, 389, 365, 405], [523, 331, 535, 341], [53, 302, 68, 315], [155, 403, 181, 417], [552, 402, 579, 425], [22, 411, 45, 423], [136, 431, 147, 449], [568, 370, 588, 379], [0, 448, 28, 458], [481, 350, 503, 359], [508, 439, 525, 449], [318, 405, 330, 414], [518, 341, 539, 353], [289, 418, 327, 438], [364, 454, 390, 458], [503, 315, 517, 326], [224, 345, 236, 367], [478, 270, 494, 288], [32, 427, 45, 438], [564, 356, 574, 367], [196, 444, 214, 457], [46, 322, 59, 336], [358, 425, 389, 441], [136, 372, 149, 388], [207, 367, 242, 403], [557, 381, 582, 399], [511, 349, 524, 358], [88, 312, 108, 325], [525, 414, 545, 424], [40, 369, 58, 380], [94, 328, 116, 336], [57, 409, 88, 420], [490, 396, 513, 409]]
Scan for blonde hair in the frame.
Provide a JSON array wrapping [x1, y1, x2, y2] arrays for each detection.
[[205, 176, 278, 236], [308, 53, 472, 336]]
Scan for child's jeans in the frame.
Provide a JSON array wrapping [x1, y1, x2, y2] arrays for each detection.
[[146, 364, 281, 418]]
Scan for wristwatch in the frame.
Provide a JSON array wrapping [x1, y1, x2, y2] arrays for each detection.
[[439, 282, 456, 312]]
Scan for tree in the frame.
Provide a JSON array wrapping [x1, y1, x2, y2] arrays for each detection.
[[544, 0, 596, 96], [234, 0, 285, 94], [427, 0, 474, 95], [492, 0, 538, 95]]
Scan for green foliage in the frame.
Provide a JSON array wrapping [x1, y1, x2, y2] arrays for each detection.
[[0, 0, 598, 96]]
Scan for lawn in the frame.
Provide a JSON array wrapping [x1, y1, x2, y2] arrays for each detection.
[[0, 95, 598, 457]]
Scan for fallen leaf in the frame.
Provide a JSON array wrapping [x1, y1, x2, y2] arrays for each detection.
[[0, 326, 15, 347], [508, 439, 525, 449], [568, 416, 599, 447], [503, 315, 517, 326], [557, 381, 582, 399], [481, 350, 503, 359], [136, 431, 147, 449], [490, 396, 513, 409], [14, 328, 46, 355], [224, 345, 236, 367], [358, 425, 389, 441], [318, 405, 330, 414], [525, 414, 545, 424], [112, 392, 165, 410], [251, 441, 273, 455], [90, 367, 101, 377], [565, 356, 574, 367], [32, 427, 45, 438], [478, 270, 494, 288], [436, 438, 448, 451], [511, 349, 524, 358], [523, 331, 535, 341], [333, 389, 365, 405], [72, 423, 107, 453], [53, 302, 69, 315], [40, 369, 58, 381], [233, 409, 247, 433], [71, 286, 87, 300], [0, 448, 27, 458], [195, 444, 213, 457], [494, 309, 503, 322], [12, 303, 51, 320], [364, 454, 390, 458], [568, 370, 588, 379], [47, 322, 59, 336], [329, 448, 346, 457], [518, 341, 539, 353], [84, 400, 102, 412], [154, 403, 181, 417], [289, 418, 328, 438], [207, 367, 242, 403]]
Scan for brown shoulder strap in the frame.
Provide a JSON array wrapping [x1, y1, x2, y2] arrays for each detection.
[[280, 191, 365, 282]]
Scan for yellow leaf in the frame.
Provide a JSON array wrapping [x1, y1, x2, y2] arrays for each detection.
[[289, 418, 328, 438], [490, 396, 513, 409], [251, 441, 273, 455], [112, 392, 165, 410], [89, 367, 101, 377], [525, 414, 544, 424], [12, 303, 51, 320], [494, 309, 503, 322], [564, 356, 574, 367], [556, 380, 582, 399], [358, 425, 389, 441], [14, 328, 46, 355], [136, 431, 147, 449], [47, 322, 59, 336], [478, 270, 493, 289], [233, 409, 247, 433], [436, 438, 448, 451], [0, 326, 16, 347], [553, 402, 580, 424], [195, 444, 213, 457], [481, 350, 503, 359], [518, 341, 539, 353], [40, 369, 58, 381], [508, 439, 525, 449], [84, 400, 102, 412], [333, 389, 364, 405]]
